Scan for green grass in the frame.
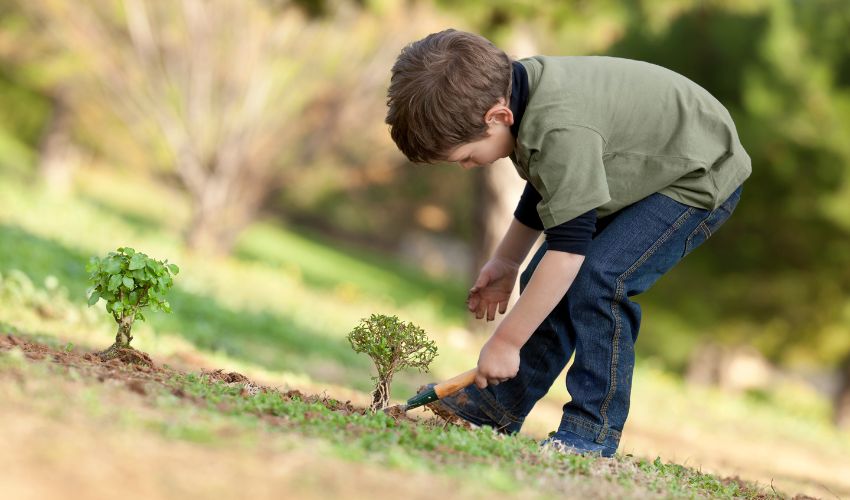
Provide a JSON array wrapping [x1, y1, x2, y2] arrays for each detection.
[[146, 370, 769, 499], [235, 222, 468, 324], [0, 344, 770, 499]]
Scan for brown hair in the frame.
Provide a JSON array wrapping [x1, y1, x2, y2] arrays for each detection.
[[385, 29, 512, 163]]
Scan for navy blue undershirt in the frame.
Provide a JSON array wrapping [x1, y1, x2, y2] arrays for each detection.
[[509, 61, 597, 255]]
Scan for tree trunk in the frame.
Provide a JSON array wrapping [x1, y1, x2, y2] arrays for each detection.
[[181, 157, 269, 256], [834, 352, 850, 429], [370, 374, 393, 412], [99, 316, 134, 360], [37, 91, 78, 193]]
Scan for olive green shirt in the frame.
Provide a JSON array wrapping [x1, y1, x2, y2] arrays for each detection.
[[512, 56, 751, 228]]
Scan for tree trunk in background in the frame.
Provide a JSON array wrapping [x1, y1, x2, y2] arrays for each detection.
[[470, 158, 528, 333], [37, 91, 78, 193], [182, 159, 269, 255], [835, 352, 850, 429]]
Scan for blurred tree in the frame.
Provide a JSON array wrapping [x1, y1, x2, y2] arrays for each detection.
[[21, 0, 379, 254], [0, 0, 68, 181]]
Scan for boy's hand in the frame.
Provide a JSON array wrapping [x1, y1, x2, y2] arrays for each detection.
[[467, 257, 519, 321], [475, 335, 520, 388]]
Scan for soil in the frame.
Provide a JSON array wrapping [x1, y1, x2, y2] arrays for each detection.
[[0, 333, 454, 426]]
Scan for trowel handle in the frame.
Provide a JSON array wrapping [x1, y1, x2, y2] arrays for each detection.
[[433, 368, 478, 399]]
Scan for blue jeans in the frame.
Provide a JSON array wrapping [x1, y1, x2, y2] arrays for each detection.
[[440, 187, 743, 455]]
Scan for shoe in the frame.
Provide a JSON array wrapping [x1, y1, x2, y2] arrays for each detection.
[[540, 429, 616, 457]]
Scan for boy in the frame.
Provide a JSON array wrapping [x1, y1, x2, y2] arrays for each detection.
[[385, 29, 749, 456]]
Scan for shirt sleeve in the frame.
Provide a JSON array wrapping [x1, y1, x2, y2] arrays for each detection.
[[527, 127, 611, 228], [544, 209, 597, 255], [513, 182, 544, 230]]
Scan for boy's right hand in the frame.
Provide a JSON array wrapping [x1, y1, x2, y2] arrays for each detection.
[[467, 257, 519, 321]]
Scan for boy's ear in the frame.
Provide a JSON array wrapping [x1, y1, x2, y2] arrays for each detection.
[[484, 97, 514, 127]]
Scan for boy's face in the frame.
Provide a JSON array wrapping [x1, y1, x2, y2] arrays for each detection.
[[445, 100, 515, 169]]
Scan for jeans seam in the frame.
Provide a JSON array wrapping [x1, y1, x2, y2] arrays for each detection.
[[597, 206, 696, 443], [700, 220, 712, 239]]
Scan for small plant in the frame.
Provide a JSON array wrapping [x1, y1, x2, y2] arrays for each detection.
[[86, 247, 179, 360], [348, 314, 438, 412]]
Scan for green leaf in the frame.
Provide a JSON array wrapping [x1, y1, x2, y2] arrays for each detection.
[[104, 259, 122, 274], [123, 247, 136, 256], [108, 275, 122, 292], [87, 292, 100, 306], [167, 263, 180, 275], [122, 276, 135, 289], [128, 254, 146, 270]]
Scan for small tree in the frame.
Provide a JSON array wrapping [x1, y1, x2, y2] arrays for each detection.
[[86, 247, 179, 360], [348, 314, 438, 412]]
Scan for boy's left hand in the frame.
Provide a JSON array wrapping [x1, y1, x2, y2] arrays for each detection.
[[475, 334, 520, 389]]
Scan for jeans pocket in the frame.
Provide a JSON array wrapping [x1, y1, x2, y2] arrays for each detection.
[[683, 186, 742, 256]]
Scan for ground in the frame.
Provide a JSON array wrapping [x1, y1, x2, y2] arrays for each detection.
[[1, 332, 833, 500]]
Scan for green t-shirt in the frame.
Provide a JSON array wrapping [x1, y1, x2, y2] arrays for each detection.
[[512, 56, 751, 229]]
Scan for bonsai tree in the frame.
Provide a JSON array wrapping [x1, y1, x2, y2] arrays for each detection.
[[86, 247, 179, 360], [348, 314, 438, 412]]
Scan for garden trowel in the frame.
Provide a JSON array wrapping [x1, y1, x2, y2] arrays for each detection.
[[385, 368, 477, 413]]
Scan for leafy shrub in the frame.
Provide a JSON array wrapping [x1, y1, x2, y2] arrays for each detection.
[[348, 314, 437, 411], [86, 247, 178, 358]]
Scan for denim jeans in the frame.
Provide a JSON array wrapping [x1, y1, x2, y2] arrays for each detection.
[[440, 187, 743, 455]]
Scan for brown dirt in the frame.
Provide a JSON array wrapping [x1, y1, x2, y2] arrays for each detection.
[[0, 333, 458, 426]]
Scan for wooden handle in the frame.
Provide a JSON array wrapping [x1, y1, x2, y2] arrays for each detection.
[[433, 368, 477, 399]]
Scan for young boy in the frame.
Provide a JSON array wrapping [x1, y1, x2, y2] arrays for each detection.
[[385, 29, 749, 456]]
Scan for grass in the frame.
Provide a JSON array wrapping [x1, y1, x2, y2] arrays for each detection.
[[0, 345, 772, 499]]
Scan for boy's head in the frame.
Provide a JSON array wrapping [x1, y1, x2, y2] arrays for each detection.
[[386, 29, 515, 167]]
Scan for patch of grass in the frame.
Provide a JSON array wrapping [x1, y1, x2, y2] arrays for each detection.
[[234, 222, 468, 324], [635, 456, 753, 499], [170, 372, 770, 499]]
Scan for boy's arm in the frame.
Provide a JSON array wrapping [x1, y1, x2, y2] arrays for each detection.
[[493, 217, 541, 265], [475, 250, 584, 388]]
